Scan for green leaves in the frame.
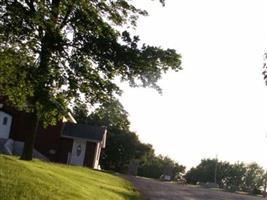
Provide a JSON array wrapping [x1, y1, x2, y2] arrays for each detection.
[[74, 98, 130, 130], [0, 0, 182, 127], [185, 159, 266, 193], [138, 155, 185, 179], [0, 49, 35, 111]]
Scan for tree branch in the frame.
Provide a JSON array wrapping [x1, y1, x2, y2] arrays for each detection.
[[25, 0, 35, 13], [60, 5, 74, 29]]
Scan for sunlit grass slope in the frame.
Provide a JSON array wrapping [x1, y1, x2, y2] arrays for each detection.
[[0, 155, 140, 200]]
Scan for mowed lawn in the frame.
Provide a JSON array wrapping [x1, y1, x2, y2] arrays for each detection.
[[0, 155, 140, 200]]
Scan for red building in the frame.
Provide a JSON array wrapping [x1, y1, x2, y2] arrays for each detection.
[[0, 99, 106, 169]]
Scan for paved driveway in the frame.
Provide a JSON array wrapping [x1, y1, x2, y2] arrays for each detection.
[[123, 176, 263, 200]]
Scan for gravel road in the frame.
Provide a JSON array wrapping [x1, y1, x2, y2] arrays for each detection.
[[123, 175, 263, 200]]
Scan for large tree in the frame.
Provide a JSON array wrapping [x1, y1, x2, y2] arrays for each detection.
[[222, 162, 246, 191], [138, 154, 185, 179], [242, 163, 265, 193], [185, 159, 234, 187], [0, 0, 182, 160]]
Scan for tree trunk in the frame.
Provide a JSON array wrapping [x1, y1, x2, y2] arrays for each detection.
[[263, 179, 267, 198], [20, 116, 40, 161]]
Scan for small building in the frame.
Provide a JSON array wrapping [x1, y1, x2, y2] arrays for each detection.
[[56, 123, 106, 168], [0, 98, 107, 169]]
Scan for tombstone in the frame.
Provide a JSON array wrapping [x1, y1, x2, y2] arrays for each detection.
[[128, 159, 139, 176]]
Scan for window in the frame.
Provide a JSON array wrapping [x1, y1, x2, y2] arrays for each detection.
[[2, 117, 8, 125]]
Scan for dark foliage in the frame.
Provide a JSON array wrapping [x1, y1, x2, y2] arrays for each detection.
[[0, 0, 181, 160]]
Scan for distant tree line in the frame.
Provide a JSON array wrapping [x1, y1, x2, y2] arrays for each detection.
[[184, 158, 267, 195], [138, 154, 185, 179], [73, 99, 185, 178]]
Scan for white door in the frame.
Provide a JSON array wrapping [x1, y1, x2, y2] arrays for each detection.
[[70, 139, 86, 166], [0, 111, 12, 139]]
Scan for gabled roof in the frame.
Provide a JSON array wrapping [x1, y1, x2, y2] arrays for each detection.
[[63, 112, 77, 124], [62, 123, 107, 147]]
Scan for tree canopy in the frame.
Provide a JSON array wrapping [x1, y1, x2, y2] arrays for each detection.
[[0, 0, 181, 160], [184, 159, 266, 194], [0, 0, 181, 125], [138, 154, 185, 179], [74, 98, 130, 130]]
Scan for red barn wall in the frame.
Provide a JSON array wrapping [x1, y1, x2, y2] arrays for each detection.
[[56, 137, 73, 164], [0, 102, 66, 162], [35, 122, 64, 162], [0, 99, 99, 168]]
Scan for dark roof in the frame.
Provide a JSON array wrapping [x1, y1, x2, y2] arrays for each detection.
[[62, 123, 106, 142]]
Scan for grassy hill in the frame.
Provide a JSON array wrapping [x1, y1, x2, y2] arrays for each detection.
[[0, 155, 140, 200]]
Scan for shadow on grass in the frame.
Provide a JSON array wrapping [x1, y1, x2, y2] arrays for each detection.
[[100, 186, 141, 200]]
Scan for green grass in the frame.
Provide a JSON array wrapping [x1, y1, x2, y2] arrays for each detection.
[[0, 155, 140, 200]]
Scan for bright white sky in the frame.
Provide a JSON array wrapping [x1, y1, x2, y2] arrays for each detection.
[[118, 0, 267, 169]]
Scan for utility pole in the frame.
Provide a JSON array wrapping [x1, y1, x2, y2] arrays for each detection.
[[214, 155, 218, 185]]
